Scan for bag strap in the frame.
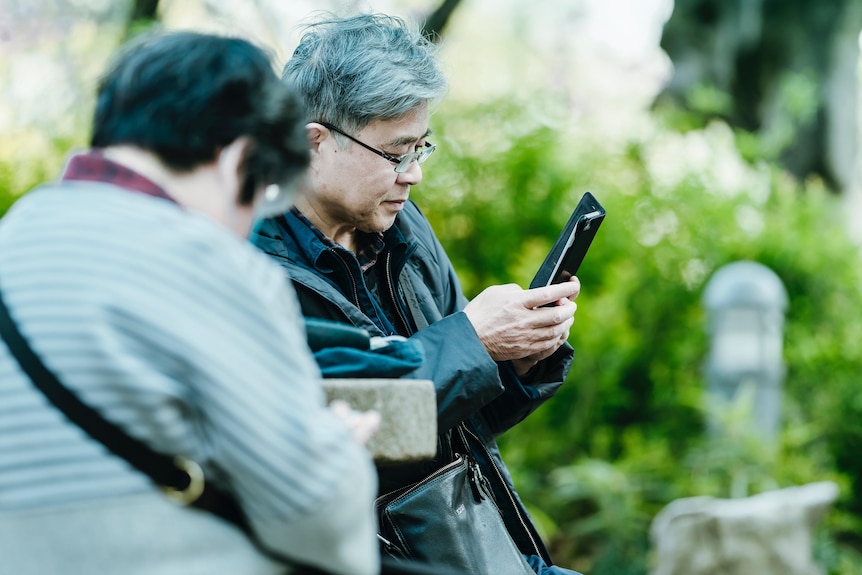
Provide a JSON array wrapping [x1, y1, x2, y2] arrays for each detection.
[[0, 285, 248, 530], [0, 285, 360, 574], [439, 422, 472, 463]]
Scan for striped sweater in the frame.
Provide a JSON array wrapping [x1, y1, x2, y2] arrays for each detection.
[[0, 181, 377, 575]]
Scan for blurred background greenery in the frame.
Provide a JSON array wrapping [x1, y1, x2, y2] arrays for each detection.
[[3, 0, 862, 573]]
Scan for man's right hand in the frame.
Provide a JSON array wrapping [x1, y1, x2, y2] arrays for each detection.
[[463, 278, 580, 366]]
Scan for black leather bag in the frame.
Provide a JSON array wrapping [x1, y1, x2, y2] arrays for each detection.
[[376, 426, 534, 575]]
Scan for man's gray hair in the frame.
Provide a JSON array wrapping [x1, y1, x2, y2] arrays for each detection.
[[284, 13, 448, 133]]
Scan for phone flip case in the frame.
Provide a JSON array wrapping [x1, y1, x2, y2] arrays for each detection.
[[530, 191, 606, 289]]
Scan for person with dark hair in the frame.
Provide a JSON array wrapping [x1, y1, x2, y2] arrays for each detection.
[[252, 13, 583, 575], [0, 31, 380, 575]]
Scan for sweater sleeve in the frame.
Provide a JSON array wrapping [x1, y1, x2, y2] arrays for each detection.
[[160, 234, 379, 575]]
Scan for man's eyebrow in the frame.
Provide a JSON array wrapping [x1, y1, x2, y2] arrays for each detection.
[[387, 129, 432, 147]]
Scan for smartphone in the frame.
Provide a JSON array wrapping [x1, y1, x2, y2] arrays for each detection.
[[530, 192, 606, 289]]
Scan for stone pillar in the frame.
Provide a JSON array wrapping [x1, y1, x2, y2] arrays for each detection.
[[703, 261, 788, 444]]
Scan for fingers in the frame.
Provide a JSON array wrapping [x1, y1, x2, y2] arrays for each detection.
[[329, 399, 352, 418], [526, 299, 577, 329], [465, 279, 581, 362], [519, 314, 574, 346], [521, 277, 581, 308], [329, 400, 381, 446], [512, 317, 573, 372], [351, 411, 381, 445]]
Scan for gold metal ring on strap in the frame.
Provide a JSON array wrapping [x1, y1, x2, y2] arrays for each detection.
[[161, 455, 205, 506]]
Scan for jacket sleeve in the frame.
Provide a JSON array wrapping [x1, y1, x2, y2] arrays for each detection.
[[407, 311, 505, 432], [401, 203, 574, 435], [480, 343, 574, 436]]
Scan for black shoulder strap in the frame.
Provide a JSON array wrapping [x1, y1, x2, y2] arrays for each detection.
[[0, 284, 248, 530], [0, 284, 356, 574]]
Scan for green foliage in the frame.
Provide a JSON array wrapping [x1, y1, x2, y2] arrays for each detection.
[[0, 131, 83, 218], [421, 99, 862, 574], [0, 10, 130, 219], [655, 68, 822, 167]]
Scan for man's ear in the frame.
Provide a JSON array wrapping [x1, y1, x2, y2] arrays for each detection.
[[217, 136, 253, 203], [306, 122, 327, 151], [306, 122, 328, 172]]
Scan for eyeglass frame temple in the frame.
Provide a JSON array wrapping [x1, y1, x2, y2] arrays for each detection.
[[317, 121, 434, 173]]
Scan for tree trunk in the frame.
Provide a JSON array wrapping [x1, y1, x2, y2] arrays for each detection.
[[422, 0, 463, 41], [123, 0, 159, 41], [130, 0, 159, 21], [658, 0, 862, 193]]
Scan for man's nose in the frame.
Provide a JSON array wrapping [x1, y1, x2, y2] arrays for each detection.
[[395, 160, 422, 185]]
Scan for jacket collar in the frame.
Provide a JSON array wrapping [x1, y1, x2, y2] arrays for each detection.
[[254, 208, 410, 273]]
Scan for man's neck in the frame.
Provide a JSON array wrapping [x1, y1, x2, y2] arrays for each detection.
[[293, 197, 357, 253]]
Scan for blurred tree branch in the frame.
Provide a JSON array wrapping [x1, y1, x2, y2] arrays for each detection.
[[422, 0, 463, 41], [126, 0, 159, 39], [131, 0, 159, 21]]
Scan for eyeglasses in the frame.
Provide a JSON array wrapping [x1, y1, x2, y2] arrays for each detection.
[[319, 121, 436, 174]]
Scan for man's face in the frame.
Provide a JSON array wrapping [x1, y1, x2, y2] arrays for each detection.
[[303, 105, 430, 245]]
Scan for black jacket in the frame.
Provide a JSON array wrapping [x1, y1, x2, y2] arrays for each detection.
[[251, 201, 574, 563]]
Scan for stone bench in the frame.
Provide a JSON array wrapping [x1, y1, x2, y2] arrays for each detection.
[[323, 378, 437, 464]]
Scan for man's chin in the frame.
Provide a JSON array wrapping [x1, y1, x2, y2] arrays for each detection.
[[360, 218, 397, 235]]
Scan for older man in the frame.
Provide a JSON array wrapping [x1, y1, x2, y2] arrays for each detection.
[[252, 13, 582, 575], [0, 31, 378, 575]]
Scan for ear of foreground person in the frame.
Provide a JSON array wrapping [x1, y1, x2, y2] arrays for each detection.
[[0, 30, 381, 575]]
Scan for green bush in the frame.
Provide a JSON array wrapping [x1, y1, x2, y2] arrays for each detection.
[[421, 99, 862, 574]]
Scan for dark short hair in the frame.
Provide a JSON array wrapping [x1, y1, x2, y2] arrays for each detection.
[[91, 31, 309, 205]]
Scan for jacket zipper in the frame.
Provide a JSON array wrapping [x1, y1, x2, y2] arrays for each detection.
[[462, 426, 544, 557], [468, 456, 498, 505], [332, 250, 361, 308], [384, 251, 413, 336]]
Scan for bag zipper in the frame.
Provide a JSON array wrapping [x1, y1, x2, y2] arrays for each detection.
[[462, 425, 543, 557], [377, 533, 409, 560], [376, 454, 468, 510]]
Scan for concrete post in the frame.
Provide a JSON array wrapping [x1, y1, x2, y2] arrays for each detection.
[[703, 261, 788, 443]]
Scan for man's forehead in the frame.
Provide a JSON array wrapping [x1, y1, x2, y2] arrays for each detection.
[[387, 129, 431, 147], [362, 111, 430, 144]]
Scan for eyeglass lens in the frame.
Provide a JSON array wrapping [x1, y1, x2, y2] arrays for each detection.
[[394, 144, 436, 173]]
